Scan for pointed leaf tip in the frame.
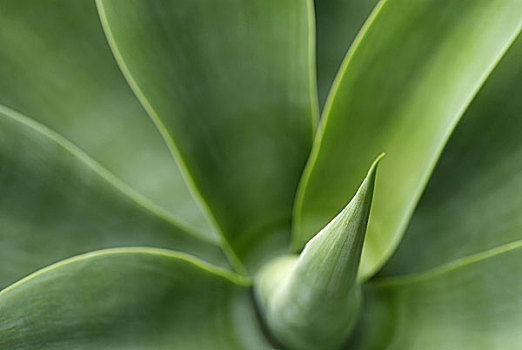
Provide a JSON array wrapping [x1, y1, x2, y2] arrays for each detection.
[[255, 156, 382, 350], [299, 153, 382, 288]]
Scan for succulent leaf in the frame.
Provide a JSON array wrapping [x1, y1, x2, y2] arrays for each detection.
[[350, 241, 522, 349], [293, 0, 522, 279], [315, 0, 379, 107], [97, 0, 318, 272], [0, 0, 213, 238], [0, 0, 520, 348], [0, 105, 226, 289], [256, 156, 381, 350], [0, 249, 274, 349], [381, 35, 522, 276]]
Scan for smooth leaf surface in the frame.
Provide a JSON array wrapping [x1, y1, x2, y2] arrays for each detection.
[[0, 248, 273, 349], [97, 0, 318, 271], [348, 241, 522, 350], [256, 156, 380, 350], [294, 0, 522, 278], [0, 0, 213, 238], [0, 106, 226, 289], [380, 35, 522, 276], [315, 0, 379, 106]]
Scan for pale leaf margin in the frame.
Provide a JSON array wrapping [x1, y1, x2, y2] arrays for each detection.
[[293, 0, 522, 279], [0, 103, 218, 245]]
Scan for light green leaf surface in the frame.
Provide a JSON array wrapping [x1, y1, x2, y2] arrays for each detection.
[[0, 0, 213, 238], [0, 248, 273, 349], [293, 0, 522, 279], [348, 241, 522, 350], [97, 0, 318, 271], [256, 156, 381, 350], [0, 106, 226, 289], [379, 35, 522, 276], [315, 0, 379, 106]]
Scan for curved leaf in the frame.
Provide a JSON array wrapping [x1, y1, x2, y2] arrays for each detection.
[[315, 0, 379, 106], [0, 248, 273, 349], [349, 241, 522, 350], [256, 156, 381, 350], [0, 106, 226, 289], [97, 0, 318, 271], [380, 35, 522, 276], [0, 0, 213, 237], [293, 0, 522, 279]]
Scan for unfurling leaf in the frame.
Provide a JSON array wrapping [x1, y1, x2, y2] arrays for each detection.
[[255, 156, 382, 350], [293, 0, 522, 280], [1, 0, 521, 348]]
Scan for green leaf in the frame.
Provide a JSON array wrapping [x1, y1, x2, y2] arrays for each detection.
[[380, 35, 522, 276], [293, 0, 522, 279], [255, 156, 381, 350], [0, 0, 213, 238], [96, 0, 318, 271], [315, 0, 379, 107], [0, 248, 273, 349], [0, 106, 226, 289], [349, 241, 522, 350]]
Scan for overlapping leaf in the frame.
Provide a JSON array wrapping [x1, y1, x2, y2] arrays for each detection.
[[0, 0, 521, 348], [381, 35, 522, 276], [256, 157, 380, 350], [0, 249, 273, 349], [97, 0, 318, 271], [349, 242, 522, 349], [315, 0, 379, 106], [294, 0, 522, 279], [0, 106, 226, 289], [0, 0, 212, 237]]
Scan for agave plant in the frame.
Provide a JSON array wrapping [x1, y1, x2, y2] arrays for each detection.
[[1, 0, 521, 349]]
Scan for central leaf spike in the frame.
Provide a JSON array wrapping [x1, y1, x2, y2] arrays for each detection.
[[255, 155, 383, 350]]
